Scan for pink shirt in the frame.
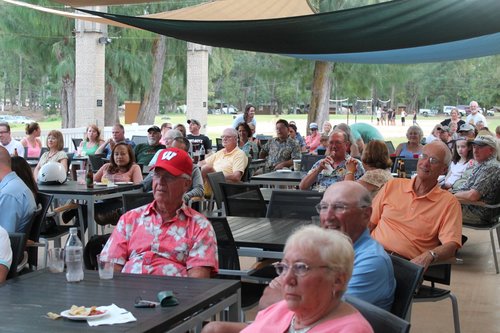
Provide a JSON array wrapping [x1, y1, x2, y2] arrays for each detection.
[[100, 203, 218, 276], [305, 133, 321, 153], [94, 163, 143, 184], [241, 301, 373, 333]]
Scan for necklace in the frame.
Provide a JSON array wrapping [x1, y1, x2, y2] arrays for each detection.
[[288, 315, 312, 333]]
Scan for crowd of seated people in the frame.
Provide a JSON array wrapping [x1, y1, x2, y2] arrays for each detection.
[[3, 105, 498, 332]]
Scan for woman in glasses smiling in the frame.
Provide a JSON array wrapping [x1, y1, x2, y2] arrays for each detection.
[[240, 225, 372, 333]]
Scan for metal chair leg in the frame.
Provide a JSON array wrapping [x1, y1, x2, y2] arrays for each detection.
[[489, 228, 499, 274], [449, 293, 461, 333]]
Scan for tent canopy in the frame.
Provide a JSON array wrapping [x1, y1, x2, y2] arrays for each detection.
[[78, 0, 500, 64]]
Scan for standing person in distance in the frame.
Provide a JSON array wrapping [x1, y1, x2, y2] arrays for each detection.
[[231, 104, 257, 129]]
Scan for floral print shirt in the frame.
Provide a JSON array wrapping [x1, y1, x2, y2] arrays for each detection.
[[307, 155, 365, 192], [100, 202, 218, 276], [261, 137, 301, 170]]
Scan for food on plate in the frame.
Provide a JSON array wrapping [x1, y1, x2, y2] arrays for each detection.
[[68, 305, 104, 316]]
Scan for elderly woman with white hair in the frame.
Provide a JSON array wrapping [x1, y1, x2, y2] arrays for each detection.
[[240, 225, 373, 333]]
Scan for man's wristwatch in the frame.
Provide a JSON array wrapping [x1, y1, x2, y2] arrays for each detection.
[[429, 250, 439, 263]]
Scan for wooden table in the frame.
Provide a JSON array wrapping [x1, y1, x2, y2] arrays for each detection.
[[39, 181, 143, 243], [0, 270, 241, 333], [227, 216, 312, 259], [250, 170, 306, 187]]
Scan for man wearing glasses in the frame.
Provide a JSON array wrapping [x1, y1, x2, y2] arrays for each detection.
[[454, 135, 499, 225], [100, 147, 217, 278], [259, 119, 301, 171], [299, 130, 364, 191], [370, 140, 462, 271], [199, 128, 247, 183], [95, 123, 136, 159], [201, 181, 395, 333], [0, 122, 24, 156]]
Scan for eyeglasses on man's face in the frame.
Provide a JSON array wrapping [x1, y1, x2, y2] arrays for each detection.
[[418, 153, 441, 165], [315, 202, 367, 214]]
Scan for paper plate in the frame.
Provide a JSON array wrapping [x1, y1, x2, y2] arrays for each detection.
[[60, 309, 108, 321]]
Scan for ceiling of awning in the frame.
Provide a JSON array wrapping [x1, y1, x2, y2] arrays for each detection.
[[4, 0, 500, 64], [77, 0, 500, 63]]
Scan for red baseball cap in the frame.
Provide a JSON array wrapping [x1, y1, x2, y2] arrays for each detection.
[[153, 148, 192, 176]]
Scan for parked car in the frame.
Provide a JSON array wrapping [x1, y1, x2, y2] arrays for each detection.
[[216, 105, 238, 114], [486, 109, 495, 117], [418, 108, 438, 117], [0, 115, 34, 124]]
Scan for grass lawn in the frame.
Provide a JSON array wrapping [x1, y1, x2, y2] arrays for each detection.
[[9, 112, 499, 148]]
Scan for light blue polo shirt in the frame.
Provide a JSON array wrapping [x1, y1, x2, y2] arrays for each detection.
[[0, 171, 37, 233]]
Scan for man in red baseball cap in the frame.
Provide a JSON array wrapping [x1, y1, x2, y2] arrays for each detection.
[[100, 147, 218, 278]]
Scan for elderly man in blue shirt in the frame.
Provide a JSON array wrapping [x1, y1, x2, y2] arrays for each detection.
[[201, 181, 395, 333], [0, 146, 36, 233]]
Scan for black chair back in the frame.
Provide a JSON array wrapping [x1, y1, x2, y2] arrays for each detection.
[[27, 193, 53, 268], [344, 295, 411, 333], [88, 154, 106, 173], [389, 255, 424, 319], [122, 192, 154, 213], [207, 172, 226, 211], [216, 138, 224, 151], [72, 138, 83, 150], [241, 156, 252, 182], [7, 233, 27, 280], [266, 190, 323, 219], [385, 141, 396, 155], [300, 154, 323, 172], [391, 157, 418, 174], [131, 135, 148, 145], [39, 147, 49, 157], [208, 217, 240, 271], [220, 183, 267, 217], [83, 234, 111, 270], [316, 148, 326, 155]]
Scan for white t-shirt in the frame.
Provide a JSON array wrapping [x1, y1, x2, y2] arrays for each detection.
[[466, 113, 487, 127], [444, 160, 469, 187], [1, 139, 24, 156], [0, 226, 12, 271]]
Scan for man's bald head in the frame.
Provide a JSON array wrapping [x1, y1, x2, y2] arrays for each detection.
[[0, 146, 12, 171], [319, 181, 372, 243]]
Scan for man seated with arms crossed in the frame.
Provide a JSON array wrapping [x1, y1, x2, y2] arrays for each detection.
[[259, 119, 301, 171], [453, 135, 500, 225], [370, 140, 462, 271], [202, 181, 395, 333], [95, 123, 135, 159], [199, 128, 248, 183], [299, 130, 364, 192], [100, 147, 217, 278]]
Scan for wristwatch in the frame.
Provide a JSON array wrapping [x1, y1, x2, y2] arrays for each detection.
[[429, 250, 439, 263]]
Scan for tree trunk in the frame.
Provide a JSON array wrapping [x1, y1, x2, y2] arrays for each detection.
[[18, 55, 23, 110], [104, 82, 119, 126], [61, 75, 75, 128], [137, 36, 167, 125], [390, 85, 396, 109], [308, 61, 333, 128]]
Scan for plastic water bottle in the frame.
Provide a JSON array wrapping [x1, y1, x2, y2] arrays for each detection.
[[65, 227, 84, 282]]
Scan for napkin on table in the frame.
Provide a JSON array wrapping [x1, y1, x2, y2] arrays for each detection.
[[87, 304, 136, 327]]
